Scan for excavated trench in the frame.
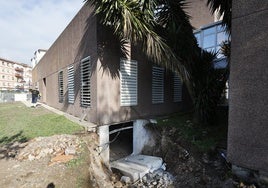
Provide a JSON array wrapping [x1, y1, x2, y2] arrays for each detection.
[[109, 122, 133, 161], [107, 121, 173, 185]]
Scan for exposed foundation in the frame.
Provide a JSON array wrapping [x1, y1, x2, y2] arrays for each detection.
[[98, 119, 156, 165]]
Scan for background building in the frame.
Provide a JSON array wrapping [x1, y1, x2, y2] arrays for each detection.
[[0, 57, 32, 91], [31, 49, 47, 68]]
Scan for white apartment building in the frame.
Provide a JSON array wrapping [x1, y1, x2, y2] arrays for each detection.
[[31, 49, 47, 68], [0, 57, 32, 91]]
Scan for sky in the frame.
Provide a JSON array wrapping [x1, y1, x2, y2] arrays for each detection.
[[0, 0, 84, 66]]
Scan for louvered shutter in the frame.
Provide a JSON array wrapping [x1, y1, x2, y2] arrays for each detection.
[[67, 64, 75, 104], [173, 73, 182, 102], [152, 66, 164, 104], [120, 59, 138, 106], [58, 71, 64, 103], [80, 57, 91, 107]]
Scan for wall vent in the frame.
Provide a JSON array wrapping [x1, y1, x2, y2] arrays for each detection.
[[120, 59, 138, 106], [58, 71, 64, 103], [173, 73, 182, 102], [80, 57, 91, 107], [67, 64, 75, 104], [152, 66, 164, 104]]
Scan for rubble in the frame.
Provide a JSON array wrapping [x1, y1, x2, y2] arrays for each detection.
[[16, 134, 81, 161], [134, 169, 175, 188]]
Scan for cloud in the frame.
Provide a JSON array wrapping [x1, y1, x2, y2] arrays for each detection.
[[0, 0, 84, 65]]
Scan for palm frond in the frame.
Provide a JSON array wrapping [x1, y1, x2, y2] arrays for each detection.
[[86, 0, 189, 82], [207, 0, 232, 33]]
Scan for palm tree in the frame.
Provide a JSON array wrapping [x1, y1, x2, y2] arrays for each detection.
[[85, 0, 228, 124], [85, 0, 192, 86], [207, 0, 232, 33]]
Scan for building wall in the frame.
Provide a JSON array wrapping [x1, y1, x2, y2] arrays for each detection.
[[93, 24, 187, 125], [228, 0, 268, 173], [94, 36, 185, 125], [187, 0, 214, 29], [32, 4, 98, 122], [33, 3, 189, 126]]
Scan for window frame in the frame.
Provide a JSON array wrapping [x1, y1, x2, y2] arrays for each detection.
[[194, 22, 228, 58]]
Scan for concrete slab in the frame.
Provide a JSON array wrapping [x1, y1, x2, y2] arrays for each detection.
[[110, 155, 164, 182], [125, 155, 163, 172]]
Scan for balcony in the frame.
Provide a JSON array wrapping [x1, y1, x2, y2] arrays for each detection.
[[15, 73, 23, 79], [15, 67, 24, 72]]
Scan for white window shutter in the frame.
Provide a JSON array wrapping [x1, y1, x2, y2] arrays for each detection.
[[67, 64, 75, 104], [120, 59, 138, 106], [80, 57, 91, 107]]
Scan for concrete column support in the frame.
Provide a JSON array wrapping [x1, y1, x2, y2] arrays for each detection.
[[98, 125, 110, 165], [132, 119, 150, 155]]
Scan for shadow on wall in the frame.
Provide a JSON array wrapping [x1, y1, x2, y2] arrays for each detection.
[[97, 24, 131, 80], [61, 3, 136, 122], [71, 7, 126, 106], [72, 10, 98, 108], [63, 3, 131, 112]]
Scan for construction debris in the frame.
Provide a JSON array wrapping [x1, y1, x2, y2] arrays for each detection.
[[16, 134, 81, 161]]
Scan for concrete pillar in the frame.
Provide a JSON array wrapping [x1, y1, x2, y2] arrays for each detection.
[[98, 125, 110, 165], [132, 119, 150, 155]]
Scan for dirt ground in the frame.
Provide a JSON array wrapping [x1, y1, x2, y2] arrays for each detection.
[[0, 156, 87, 188], [0, 133, 113, 188], [0, 131, 260, 188]]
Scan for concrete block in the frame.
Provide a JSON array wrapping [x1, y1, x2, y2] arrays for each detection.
[[110, 154, 164, 182]]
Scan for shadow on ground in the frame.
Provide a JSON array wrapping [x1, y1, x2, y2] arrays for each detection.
[[0, 131, 28, 159]]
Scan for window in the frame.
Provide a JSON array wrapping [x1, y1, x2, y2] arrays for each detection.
[[194, 22, 228, 58], [173, 73, 182, 102], [80, 56, 91, 107], [67, 64, 75, 104], [152, 66, 164, 104], [58, 71, 64, 103], [120, 59, 138, 106]]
